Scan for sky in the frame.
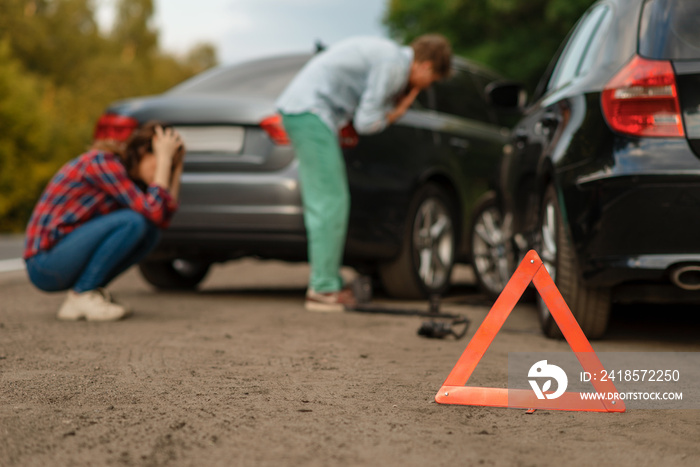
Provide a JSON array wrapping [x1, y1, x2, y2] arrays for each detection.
[[95, 0, 390, 65]]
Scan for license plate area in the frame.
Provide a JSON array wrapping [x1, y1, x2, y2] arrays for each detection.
[[175, 126, 245, 154]]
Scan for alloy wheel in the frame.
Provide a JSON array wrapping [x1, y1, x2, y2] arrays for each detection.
[[412, 197, 454, 290], [471, 204, 510, 296]]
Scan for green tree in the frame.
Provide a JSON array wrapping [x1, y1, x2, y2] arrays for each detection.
[[185, 43, 219, 74], [111, 0, 158, 64], [0, 40, 57, 231], [384, 0, 595, 90], [0, 0, 106, 86]]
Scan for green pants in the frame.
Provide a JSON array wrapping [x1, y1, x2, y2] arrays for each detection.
[[281, 112, 349, 293]]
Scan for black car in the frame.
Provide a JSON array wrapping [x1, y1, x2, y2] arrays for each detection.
[[477, 0, 700, 338], [94, 52, 518, 299]]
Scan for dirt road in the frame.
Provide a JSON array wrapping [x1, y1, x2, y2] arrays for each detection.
[[1, 260, 699, 466]]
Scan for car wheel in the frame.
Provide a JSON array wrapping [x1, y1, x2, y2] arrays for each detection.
[[536, 185, 611, 339], [379, 183, 456, 299], [138, 259, 211, 290], [470, 192, 513, 298]]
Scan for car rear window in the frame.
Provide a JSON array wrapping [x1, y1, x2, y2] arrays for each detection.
[[640, 0, 700, 60], [168, 55, 310, 98]]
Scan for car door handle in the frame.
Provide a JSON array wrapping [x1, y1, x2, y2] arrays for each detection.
[[449, 137, 470, 151]]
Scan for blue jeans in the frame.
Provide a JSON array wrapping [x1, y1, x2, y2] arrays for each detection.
[[26, 209, 161, 293]]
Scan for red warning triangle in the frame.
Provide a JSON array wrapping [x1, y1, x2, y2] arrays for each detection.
[[435, 250, 625, 412]]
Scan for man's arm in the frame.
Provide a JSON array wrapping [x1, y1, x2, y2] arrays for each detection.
[[354, 62, 412, 135], [385, 87, 420, 125]]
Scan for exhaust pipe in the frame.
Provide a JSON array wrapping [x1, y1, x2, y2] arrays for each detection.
[[669, 265, 700, 291]]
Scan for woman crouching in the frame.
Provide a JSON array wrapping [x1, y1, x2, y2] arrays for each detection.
[[23, 121, 185, 321]]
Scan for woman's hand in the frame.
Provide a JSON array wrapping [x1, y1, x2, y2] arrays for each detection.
[[152, 126, 184, 190], [153, 126, 184, 163]]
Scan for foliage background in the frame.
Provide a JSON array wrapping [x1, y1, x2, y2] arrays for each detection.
[[385, 0, 595, 90], [1, 0, 594, 232], [0, 0, 216, 231]]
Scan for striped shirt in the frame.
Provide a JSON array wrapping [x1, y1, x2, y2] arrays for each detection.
[[24, 150, 177, 259]]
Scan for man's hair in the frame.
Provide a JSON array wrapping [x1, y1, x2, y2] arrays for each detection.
[[410, 34, 452, 79]]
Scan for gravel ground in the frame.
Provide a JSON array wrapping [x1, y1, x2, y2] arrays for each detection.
[[1, 260, 699, 466]]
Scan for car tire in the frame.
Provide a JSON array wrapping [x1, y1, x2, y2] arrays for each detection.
[[138, 259, 211, 290], [536, 185, 611, 339], [469, 192, 513, 298], [379, 183, 456, 299]]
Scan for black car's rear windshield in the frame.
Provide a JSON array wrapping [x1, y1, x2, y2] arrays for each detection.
[[168, 54, 310, 98], [640, 0, 700, 60]]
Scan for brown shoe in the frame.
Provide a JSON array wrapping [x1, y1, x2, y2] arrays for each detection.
[[305, 287, 357, 312]]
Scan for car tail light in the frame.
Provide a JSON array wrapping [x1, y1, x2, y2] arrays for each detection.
[[93, 114, 139, 141], [260, 114, 290, 145], [602, 55, 684, 138], [260, 114, 361, 148], [339, 123, 359, 148]]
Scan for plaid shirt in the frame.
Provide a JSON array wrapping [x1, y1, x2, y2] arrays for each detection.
[[24, 150, 178, 259]]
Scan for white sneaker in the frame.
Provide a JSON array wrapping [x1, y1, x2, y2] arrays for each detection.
[[57, 289, 131, 321]]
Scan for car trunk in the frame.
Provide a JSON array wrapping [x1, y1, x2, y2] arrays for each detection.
[[106, 94, 293, 173]]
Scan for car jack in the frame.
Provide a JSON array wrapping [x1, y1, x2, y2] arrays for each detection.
[[349, 278, 470, 340]]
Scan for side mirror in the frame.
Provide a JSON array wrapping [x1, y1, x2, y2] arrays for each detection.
[[486, 81, 527, 110]]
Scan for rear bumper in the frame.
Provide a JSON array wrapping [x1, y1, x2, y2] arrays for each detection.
[[149, 227, 401, 266], [170, 160, 305, 232], [564, 137, 700, 288], [152, 156, 309, 262], [150, 230, 309, 263], [584, 253, 700, 285]]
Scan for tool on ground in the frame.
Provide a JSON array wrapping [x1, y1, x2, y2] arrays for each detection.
[[349, 277, 470, 340]]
